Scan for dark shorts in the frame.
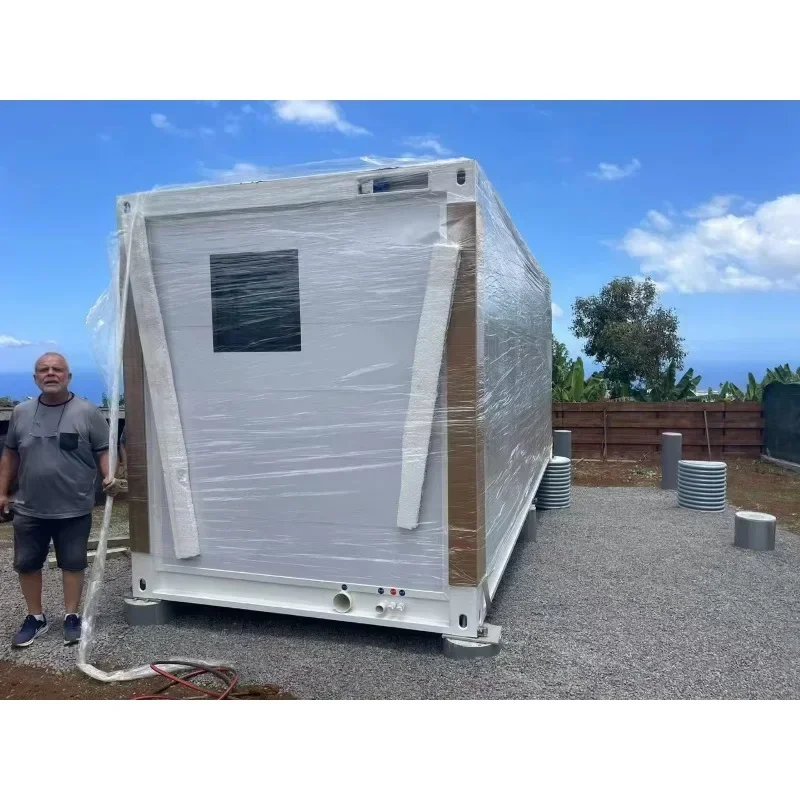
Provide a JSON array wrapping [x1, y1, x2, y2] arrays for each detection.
[[12, 513, 92, 573]]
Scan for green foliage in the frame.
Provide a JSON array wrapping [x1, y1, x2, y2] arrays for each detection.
[[0, 396, 20, 407], [552, 335, 573, 395], [101, 392, 126, 408], [571, 277, 686, 394], [715, 364, 800, 402], [637, 361, 702, 402], [553, 357, 606, 402]]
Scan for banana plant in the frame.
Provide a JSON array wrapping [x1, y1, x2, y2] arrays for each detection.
[[764, 364, 800, 385], [553, 357, 607, 402], [719, 365, 800, 402], [640, 362, 702, 402]]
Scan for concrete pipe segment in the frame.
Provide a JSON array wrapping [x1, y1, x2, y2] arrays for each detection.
[[734, 511, 777, 551], [553, 430, 572, 460], [677, 460, 727, 512], [661, 432, 682, 490], [535, 456, 572, 510]]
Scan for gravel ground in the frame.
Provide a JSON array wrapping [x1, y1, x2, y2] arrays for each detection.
[[2, 487, 799, 699]]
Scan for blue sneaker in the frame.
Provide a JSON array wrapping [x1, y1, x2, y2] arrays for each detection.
[[12, 614, 49, 648], [63, 614, 81, 646]]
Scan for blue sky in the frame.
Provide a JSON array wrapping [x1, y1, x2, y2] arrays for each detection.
[[1, 100, 799, 392]]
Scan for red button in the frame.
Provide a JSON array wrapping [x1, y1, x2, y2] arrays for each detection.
[[390, 588, 397, 596]]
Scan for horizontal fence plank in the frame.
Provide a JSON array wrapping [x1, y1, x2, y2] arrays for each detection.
[[553, 402, 763, 414], [554, 401, 764, 459], [573, 444, 761, 460], [568, 429, 762, 446]]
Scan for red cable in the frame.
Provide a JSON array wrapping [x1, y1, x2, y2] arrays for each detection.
[[131, 662, 239, 700]]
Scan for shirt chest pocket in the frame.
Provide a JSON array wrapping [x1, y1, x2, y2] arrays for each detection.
[[59, 432, 80, 452]]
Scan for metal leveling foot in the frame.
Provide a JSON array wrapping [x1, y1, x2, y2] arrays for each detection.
[[442, 623, 502, 660]]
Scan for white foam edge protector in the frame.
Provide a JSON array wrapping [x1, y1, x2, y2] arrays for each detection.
[[396, 242, 461, 531], [126, 211, 200, 559]]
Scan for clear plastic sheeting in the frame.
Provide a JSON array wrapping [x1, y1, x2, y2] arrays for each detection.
[[84, 156, 551, 648], [476, 166, 552, 587]]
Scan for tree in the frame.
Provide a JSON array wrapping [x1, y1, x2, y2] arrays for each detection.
[[552, 335, 573, 395], [571, 277, 685, 395]]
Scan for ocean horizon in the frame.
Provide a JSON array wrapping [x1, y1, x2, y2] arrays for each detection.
[[0, 358, 793, 405], [0, 371, 110, 404]]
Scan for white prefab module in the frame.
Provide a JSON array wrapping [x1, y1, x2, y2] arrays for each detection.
[[119, 158, 552, 642]]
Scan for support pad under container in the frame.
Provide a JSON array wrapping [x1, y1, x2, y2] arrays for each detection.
[[123, 597, 176, 627], [442, 623, 502, 660], [520, 504, 537, 542]]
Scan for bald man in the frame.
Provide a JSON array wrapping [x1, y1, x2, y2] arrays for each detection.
[[0, 353, 120, 647]]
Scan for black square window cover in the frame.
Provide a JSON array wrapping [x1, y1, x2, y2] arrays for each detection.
[[210, 250, 301, 353]]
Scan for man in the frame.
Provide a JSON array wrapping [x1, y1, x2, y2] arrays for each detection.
[[0, 353, 120, 647]]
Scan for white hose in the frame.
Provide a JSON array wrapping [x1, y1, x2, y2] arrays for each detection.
[[77, 197, 227, 683]]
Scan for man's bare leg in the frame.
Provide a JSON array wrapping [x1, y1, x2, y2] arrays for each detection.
[[62, 570, 84, 616], [19, 571, 44, 616]]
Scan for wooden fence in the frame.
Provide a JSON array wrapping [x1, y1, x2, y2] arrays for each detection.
[[552, 402, 764, 459]]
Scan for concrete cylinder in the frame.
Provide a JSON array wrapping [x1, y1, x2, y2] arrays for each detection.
[[661, 432, 682, 490], [536, 457, 571, 510], [553, 429, 572, 460], [734, 511, 777, 551], [521, 503, 537, 542]]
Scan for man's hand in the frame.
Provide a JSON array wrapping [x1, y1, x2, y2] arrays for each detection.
[[102, 477, 122, 497], [0, 494, 10, 519]]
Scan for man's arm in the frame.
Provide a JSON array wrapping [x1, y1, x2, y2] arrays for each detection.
[[0, 446, 19, 514], [118, 427, 127, 478], [88, 406, 121, 496], [1, 408, 20, 514]]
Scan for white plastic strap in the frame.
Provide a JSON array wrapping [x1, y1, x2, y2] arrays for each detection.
[[126, 210, 200, 559], [397, 242, 461, 530]]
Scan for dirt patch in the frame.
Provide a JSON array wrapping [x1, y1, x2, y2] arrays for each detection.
[[573, 457, 800, 533], [0, 660, 296, 700]]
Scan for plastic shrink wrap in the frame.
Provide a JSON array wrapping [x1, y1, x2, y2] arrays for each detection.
[[88, 156, 552, 642]]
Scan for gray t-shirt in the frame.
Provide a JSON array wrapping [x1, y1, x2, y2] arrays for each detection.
[[5, 394, 110, 519]]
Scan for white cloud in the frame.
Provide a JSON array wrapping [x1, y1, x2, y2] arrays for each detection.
[[151, 113, 175, 132], [151, 113, 214, 138], [551, 302, 564, 319], [223, 113, 241, 136], [200, 162, 272, 183], [644, 210, 673, 232], [272, 101, 370, 136], [590, 157, 641, 181], [620, 193, 800, 293], [0, 335, 32, 348], [685, 194, 738, 219], [403, 135, 451, 156]]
